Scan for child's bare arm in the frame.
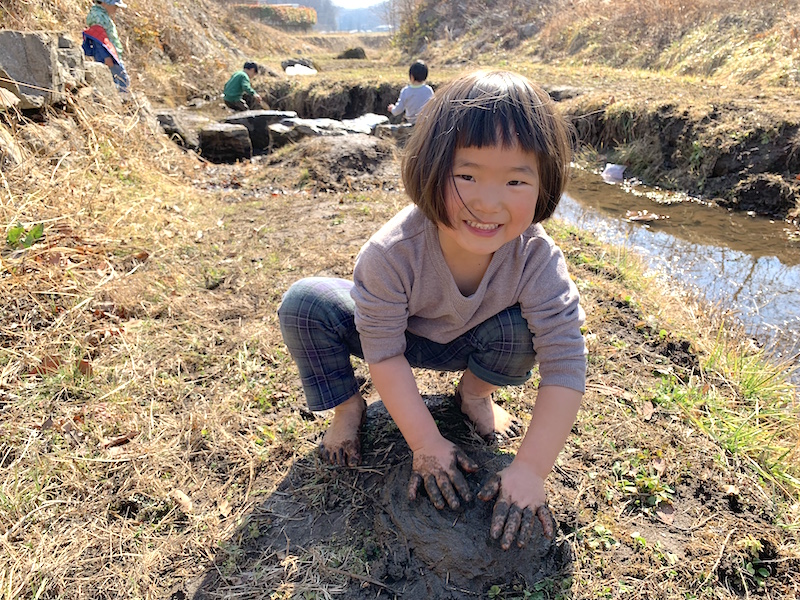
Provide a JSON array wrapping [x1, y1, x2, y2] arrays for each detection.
[[478, 385, 582, 549], [370, 355, 478, 509]]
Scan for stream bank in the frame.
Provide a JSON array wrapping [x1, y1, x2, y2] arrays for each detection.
[[562, 168, 800, 365], [252, 72, 800, 224]]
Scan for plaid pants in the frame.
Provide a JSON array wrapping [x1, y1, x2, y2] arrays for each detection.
[[278, 277, 536, 411]]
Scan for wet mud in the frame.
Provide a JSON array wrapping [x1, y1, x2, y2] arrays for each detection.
[[189, 396, 569, 599]]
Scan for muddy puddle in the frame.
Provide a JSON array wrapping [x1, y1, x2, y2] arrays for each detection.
[[560, 168, 800, 365]]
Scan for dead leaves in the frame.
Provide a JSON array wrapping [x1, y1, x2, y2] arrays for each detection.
[[26, 299, 130, 377], [84, 327, 122, 349], [37, 408, 139, 453], [99, 431, 140, 449], [217, 498, 232, 517], [639, 400, 655, 421], [170, 489, 194, 514], [27, 354, 93, 377], [122, 250, 149, 272], [655, 500, 675, 525], [39, 415, 84, 446], [650, 457, 675, 525]]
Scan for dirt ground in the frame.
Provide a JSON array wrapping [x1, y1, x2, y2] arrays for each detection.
[[149, 135, 798, 599], [0, 97, 797, 597], [1, 88, 798, 600]]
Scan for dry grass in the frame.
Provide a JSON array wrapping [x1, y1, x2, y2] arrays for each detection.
[[0, 94, 391, 597], [0, 0, 302, 105], [1, 1, 800, 598], [0, 94, 235, 599], [2, 100, 800, 598], [416, 0, 800, 88]]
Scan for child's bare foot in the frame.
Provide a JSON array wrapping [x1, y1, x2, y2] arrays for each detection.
[[455, 382, 523, 442], [319, 393, 366, 467]]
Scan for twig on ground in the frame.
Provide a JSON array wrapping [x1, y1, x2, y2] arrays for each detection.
[[707, 528, 736, 586]]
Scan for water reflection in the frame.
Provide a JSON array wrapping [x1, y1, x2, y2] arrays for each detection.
[[558, 169, 800, 362]]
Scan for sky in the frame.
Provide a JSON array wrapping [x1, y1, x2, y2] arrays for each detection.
[[332, 0, 383, 9]]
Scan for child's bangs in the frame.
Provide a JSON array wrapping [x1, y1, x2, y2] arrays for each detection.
[[453, 88, 546, 154]]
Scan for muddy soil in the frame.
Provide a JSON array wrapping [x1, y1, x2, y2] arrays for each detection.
[[173, 136, 799, 599]]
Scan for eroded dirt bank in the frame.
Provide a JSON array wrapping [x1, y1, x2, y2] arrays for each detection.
[[254, 69, 800, 224]]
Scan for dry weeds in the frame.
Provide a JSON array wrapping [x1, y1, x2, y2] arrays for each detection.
[[3, 100, 799, 597], [1, 1, 800, 598], [1, 97, 215, 599]]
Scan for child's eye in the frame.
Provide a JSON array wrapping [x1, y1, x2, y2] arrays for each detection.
[[454, 174, 474, 182], [508, 180, 524, 186]]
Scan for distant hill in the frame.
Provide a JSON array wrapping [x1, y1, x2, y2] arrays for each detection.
[[335, 4, 390, 33], [254, 0, 390, 32], [392, 0, 800, 88]]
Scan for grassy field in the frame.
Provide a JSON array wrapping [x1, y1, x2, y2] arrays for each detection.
[[2, 0, 800, 598], [2, 110, 799, 599]]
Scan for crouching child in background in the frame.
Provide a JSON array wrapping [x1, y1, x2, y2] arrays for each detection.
[[223, 62, 263, 112]]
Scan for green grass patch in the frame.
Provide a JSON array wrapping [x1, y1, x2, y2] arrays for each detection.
[[651, 359, 800, 503]]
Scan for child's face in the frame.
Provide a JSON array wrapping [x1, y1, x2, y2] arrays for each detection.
[[438, 143, 540, 261]]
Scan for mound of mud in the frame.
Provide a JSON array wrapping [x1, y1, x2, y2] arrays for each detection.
[[270, 134, 400, 192], [189, 395, 571, 599]]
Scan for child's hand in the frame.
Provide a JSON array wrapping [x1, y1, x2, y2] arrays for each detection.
[[477, 460, 556, 550], [408, 437, 478, 510]]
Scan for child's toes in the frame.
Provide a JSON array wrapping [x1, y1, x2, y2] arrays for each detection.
[[319, 438, 362, 467], [508, 418, 524, 437], [481, 420, 523, 444]]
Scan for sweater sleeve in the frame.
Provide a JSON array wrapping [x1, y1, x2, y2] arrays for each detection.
[[390, 87, 407, 116], [351, 242, 411, 364], [520, 241, 587, 393]]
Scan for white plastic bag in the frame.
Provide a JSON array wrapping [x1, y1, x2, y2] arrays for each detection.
[[601, 163, 626, 183]]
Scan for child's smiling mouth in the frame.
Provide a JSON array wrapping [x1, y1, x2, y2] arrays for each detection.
[[466, 220, 501, 231]]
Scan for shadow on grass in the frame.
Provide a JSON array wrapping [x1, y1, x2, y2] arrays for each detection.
[[183, 395, 574, 599]]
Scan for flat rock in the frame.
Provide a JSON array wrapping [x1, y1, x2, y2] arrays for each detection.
[[199, 123, 252, 162]]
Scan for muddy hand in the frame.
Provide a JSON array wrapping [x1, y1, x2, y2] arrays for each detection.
[[478, 473, 555, 549], [408, 443, 478, 510]]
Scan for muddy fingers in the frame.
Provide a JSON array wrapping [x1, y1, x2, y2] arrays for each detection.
[[537, 504, 556, 540], [408, 441, 477, 510], [516, 507, 535, 548], [500, 505, 523, 550], [489, 500, 509, 540]]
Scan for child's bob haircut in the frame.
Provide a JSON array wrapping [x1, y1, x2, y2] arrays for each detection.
[[402, 70, 573, 227]]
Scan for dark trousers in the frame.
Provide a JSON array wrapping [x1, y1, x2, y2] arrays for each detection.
[[224, 92, 261, 111], [278, 277, 536, 411]]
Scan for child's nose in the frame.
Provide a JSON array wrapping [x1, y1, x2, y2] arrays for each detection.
[[467, 183, 503, 213]]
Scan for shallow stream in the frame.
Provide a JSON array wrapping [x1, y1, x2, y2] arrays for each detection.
[[559, 168, 800, 365]]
